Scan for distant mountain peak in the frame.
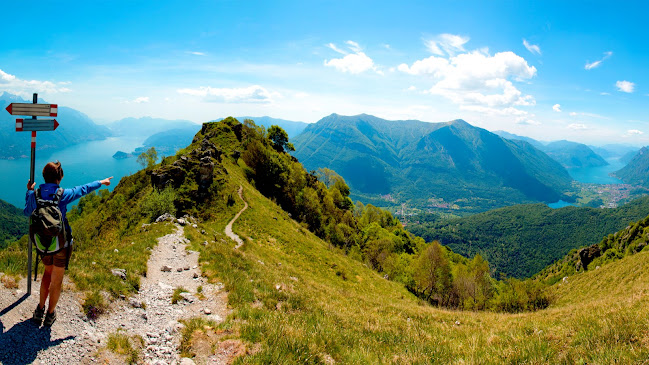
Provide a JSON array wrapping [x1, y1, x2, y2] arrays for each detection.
[[0, 91, 27, 103]]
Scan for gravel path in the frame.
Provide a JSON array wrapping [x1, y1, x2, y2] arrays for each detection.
[[224, 186, 248, 250], [0, 222, 230, 365]]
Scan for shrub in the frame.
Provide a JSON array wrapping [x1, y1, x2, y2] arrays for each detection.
[[142, 187, 177, 221]]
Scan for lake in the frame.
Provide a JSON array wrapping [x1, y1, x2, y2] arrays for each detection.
[[0, 137, 145, 209], [567, 158, 625, 184], [548, 157, 626, 208]]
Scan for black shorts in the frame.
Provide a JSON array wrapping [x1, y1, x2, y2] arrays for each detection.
[[41, 250, 69, 268]]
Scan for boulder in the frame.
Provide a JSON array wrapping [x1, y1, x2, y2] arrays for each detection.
[[150, 164, 186, 190], [111, 269, 126, 280], [155, 213, 175, 223], [578, 244, 601, 270]]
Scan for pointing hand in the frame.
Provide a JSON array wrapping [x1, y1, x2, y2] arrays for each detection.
[[100, 176, 114, 186]]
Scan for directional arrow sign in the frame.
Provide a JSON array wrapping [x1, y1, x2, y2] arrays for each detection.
[[6, 103, 58, 117], [15, 119, 59, 132]]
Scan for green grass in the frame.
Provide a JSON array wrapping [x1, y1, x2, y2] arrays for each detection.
[[172, 286, 189, 304], [106, 329, 144, 364], [183, 160, 649, 364]]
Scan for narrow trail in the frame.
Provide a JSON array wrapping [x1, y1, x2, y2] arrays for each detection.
[[0, 222, 231, 365], [224, 186, 248, 250]]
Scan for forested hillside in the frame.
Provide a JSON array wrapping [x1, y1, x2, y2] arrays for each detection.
[[293, 114, 574, 213], [407, 196, 649, 278], [0, 198, 27, 249], [613, 146, 649, 186]]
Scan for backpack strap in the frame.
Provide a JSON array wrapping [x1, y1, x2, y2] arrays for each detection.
[[34, 187, 63, 207], [52, 188, 64, 205]]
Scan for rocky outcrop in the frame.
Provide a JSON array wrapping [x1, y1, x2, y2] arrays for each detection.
[[150, 137, 222, 195], [578, 244, 601, 270]]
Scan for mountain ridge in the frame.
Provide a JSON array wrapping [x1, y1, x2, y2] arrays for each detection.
[[293, 114, 573, 212]]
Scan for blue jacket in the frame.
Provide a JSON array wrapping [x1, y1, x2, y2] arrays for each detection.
[[24, 181, 102, 234]]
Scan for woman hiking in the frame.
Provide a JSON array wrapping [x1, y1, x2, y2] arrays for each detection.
[[24, 160, 113, 327]]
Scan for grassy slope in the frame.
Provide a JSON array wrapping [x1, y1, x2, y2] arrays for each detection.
[[186, 158, 649, 364]]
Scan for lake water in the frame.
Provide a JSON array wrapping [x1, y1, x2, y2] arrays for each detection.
[[0, 137, 145, 209], [548, 157, 626, 208], [567, 157, 625, 184]]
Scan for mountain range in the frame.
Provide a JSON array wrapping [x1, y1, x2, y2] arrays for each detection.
[[293, 114, 574, 212], [613, 146, 649, 186], [0, 92, 111, 159], [215, 116, 308, 138], [494, 131, 608, 169]]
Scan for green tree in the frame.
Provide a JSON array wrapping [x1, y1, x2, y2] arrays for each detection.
[[137, 147, 158, 169], [267, 125, 295, 153], [413, 241, 452, 305]]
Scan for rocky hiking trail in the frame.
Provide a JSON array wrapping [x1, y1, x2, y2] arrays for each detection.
[[0, 216, 241, 365]]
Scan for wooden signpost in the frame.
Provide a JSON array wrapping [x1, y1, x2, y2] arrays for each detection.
[[5, 93, 60, 295]]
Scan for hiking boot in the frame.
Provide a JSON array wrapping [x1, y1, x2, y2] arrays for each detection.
[[43, 311, 57, 327], [32, 305, 45, 326]]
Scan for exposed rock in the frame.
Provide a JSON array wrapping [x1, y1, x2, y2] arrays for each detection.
[[111, 269, 126, 280], [562, 276, 568, 283], [177, 267, 183, 272], [155, 213, 175, 223], [179, 292, 195, 303], [578, 244, 601, 270], [129, 298, 143, 308], [161, 265, 172, 272], [177, 219, 186, 226], [180, 357, 197, 365], [192, 224, 198, 228], [203, 308, 211, 315], [150, 164, 186, 190]]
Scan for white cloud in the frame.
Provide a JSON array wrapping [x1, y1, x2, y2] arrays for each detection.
[[399, 47, 537, 109], [0, 69, 71, 96], [177, 85, 279, 103], [569, 112, 577, 117], [600, 92, 611, 96], [324, 41, 380, 74], [585, 51, 613, 70], [424, 34, 469, 56], [567, 123, 588, 130], [616, 80, 635, 93], [346, 40, 362, 53], [553, 104, 561, 112], [523, 39, 541, 55], [407, 86, 417, 91], [326, 43, 347, 55], [133, 97, 149, 103], [516, 119, 541, 126], [187, 51, 206, 56], [627, 129, 643, 135]]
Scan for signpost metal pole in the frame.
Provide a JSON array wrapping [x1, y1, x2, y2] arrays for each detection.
[[27, 94, 38, 295]]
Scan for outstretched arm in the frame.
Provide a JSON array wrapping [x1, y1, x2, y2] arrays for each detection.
[[100, 176, 113, 186], [61, 176, 113, 205]]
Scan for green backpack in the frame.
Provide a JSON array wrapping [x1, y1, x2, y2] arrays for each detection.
[[29, 188, 71, 278]]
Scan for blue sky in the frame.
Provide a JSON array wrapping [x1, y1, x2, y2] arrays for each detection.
[[0, 0, 647, 145]]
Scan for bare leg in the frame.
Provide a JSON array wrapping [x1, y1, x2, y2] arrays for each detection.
[[39, 265, 53, 309], [46, 266, 65, 313]]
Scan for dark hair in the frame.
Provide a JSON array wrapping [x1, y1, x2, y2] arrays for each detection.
[[43, 161, 64, 184]]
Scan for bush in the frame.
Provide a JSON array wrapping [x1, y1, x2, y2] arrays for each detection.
[[141, 187, 177, 221]]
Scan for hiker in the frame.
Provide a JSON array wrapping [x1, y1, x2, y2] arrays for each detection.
[[24, 161, 113, 327]]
